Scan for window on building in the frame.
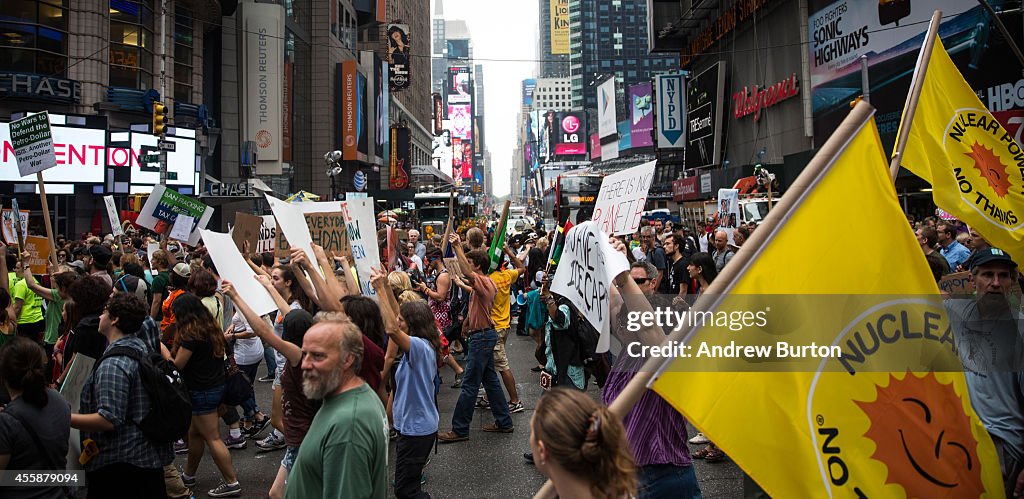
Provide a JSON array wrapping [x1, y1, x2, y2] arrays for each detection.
[[0, 0, 69, 76], [173, 7, 193, 102], [109, 0, 155, 89]]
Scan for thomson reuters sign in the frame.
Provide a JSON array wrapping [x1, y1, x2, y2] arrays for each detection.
[[339, 60, 358, 160]]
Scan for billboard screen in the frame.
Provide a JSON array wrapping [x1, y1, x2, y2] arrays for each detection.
[[458, 139, 473, 179], [550, 0, 569, 54], [447, 39, 470, 59], [389, 126, 410, 189], [597, 78, 617, 139], [448, 104, 472, 139], [553, 112, 588, 157], [356, 71, 368, 157], [387, 24, 410, 90], [630, 83, 654, 147], [686, 61, 726, 169], [447, 66, 472, 104], [809, 0, 1024, 144], [655, 73, 686, 149], [522, 79, 536, 107]]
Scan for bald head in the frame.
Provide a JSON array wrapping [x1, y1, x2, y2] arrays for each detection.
[[714, 230, 729, 251]]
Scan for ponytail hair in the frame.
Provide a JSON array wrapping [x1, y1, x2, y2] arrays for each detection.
[[0, 337, 49, 409], [532, 388, 637, 499]]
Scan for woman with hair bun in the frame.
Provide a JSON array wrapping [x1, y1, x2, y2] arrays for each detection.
[[0, 336, 72, 497], [530, 388, 637, 499]]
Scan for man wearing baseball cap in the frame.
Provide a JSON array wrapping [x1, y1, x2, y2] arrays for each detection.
[[87, 244, 113, 286], [945, 247, 1024, 497]]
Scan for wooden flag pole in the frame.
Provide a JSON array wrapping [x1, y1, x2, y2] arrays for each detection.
[[35, 173, 58, 268], [532, 101, 880, 498], [888, 10, 942, 181]]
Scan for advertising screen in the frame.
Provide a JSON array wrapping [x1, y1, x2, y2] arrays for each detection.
[[686, 61, 726, 169], [447, 66, 472, 104], [553, 112, 588, 156], [447, 39, 470, 59], [0, 121, 106, 183], [630, 83, 654, 147], [448, 104, 472, 139]]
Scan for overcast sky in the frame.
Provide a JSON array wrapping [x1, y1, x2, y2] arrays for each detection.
[[434, 0, 539, 198]]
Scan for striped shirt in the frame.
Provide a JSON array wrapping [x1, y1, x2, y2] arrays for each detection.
[[602, 342, 692, 468]]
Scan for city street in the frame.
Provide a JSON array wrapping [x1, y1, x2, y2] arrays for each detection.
[[176, 319, 744, 498]]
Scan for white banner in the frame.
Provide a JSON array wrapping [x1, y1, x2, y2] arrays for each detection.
[[591, 160, 656, 236], [103, 195, 123, 237], [550, 221, 629, 353], [266, 195, 316, 267], [342, 198, 382, 300], [242, 2, 284, 174], [655, 74, 686, 149], [601, 141, 619, 161], [597, 78, 617, 140], [200, 229, 277, 317], [170, 214, 194, 242]]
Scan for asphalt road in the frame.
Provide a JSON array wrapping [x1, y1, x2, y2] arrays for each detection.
[[176, 319, 744, 498]]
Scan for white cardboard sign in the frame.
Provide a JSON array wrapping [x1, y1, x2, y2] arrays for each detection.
[[170, 214, 195, 242], [103, 195, 124, 237], [342, 198, 382, 300], [550, 221, 629, 352], [266, 195, 317, 267], [200, 229, 277, 316], [591, 160, 656, 236], [9, 112, 57, 177]]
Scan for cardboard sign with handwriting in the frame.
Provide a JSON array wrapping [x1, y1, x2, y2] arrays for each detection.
[[24, 235, 50, 274], [275, 212, 352, 260], [232, 212, 263, 253]]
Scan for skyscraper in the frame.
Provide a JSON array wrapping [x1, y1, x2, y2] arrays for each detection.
[[570, 0, 677, 116], [539, 0, 570, 77]]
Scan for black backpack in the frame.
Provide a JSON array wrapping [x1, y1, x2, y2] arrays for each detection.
[[95, 345, 192, 443], [566, 307, 610, 387]]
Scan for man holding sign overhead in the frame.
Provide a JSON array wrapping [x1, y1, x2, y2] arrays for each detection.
[[437, 233, 514, 443]]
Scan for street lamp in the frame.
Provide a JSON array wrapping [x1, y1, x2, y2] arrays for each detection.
[[324, 150, 343, 200]]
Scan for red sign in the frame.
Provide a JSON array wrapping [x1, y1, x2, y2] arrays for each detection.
[[340, 60, 358, 160], [673, 177, 699, 201], [732, 73, 799, 121], [590, 133, 601, 160]]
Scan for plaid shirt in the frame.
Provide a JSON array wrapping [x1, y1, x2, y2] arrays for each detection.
[[79, 336, 173, 470]]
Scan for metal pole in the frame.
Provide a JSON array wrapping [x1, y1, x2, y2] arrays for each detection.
[[158, 0, 168, 185], [859, 55, 870, 104]]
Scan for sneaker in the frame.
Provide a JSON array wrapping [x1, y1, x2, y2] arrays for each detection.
[[224, 434, 247, 450], [508, 401, 525, 413], [256, 432, 286, 451], [688, 432, 710, 445], [181, 474, 197, 489], [257, 375, 274, 383], [475, 397, 490, 409], [243, 417, 271, 439], [207, 481, 241, 498], [450, 374, 463, 389], [174, 439, 188, 454]]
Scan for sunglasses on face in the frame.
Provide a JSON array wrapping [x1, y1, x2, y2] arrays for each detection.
[[633, 277, 649, 285]]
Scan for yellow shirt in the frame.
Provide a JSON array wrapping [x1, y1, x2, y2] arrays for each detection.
[[488, 269, 519, 330]]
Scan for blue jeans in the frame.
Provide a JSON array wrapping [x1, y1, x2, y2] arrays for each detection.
[[638, 464, 701, 499], [263, 344, 278, 376], [238, 362, 261, 420], [189, 384, 225, 415], [452, 328, 511, 436]]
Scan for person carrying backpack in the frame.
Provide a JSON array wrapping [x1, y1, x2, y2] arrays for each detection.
[[71, 292, 174, 498]]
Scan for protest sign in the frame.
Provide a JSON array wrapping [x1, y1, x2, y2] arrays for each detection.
[[939, 271, 973, 297], [259, 215, 277, 253], [103, 196, 124, 237], [275, 211, 352, 260], [170, 214, 195, 242], [136, 185, 214, 246], [201, 229, 277, 316], [23, 236, 50, 274], [550, 221, 629, 352], [342, 198, 382, 299], [1, 209, 28, 245], [9, 112, 56, 177], [231, 212, 263, 253], [591, 160, 656, 236], [266, 195, 317, 267], [443, 257, 464, 279], [147, 243, 159, 267]]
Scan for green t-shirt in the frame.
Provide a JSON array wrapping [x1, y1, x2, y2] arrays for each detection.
[[150, 271, 170, 320], [284, 383, 388, 499], [44, 288, 64, 345], [12, 277, 43, 324]]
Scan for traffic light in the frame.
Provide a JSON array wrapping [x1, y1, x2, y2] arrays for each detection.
[[152, 102, 168, 136]]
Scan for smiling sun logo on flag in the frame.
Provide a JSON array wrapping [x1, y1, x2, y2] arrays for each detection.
[[855, 373, 985, 498], [965, 142, 1011, 198]]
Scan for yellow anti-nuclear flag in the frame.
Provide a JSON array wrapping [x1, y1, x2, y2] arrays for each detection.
[[897, 36, 1024, 261], [649, 106, 1004, 497]]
